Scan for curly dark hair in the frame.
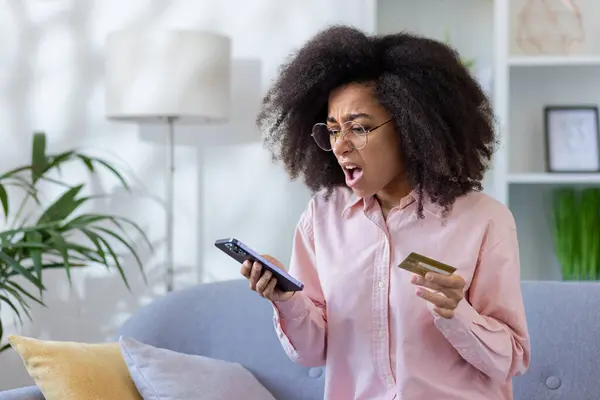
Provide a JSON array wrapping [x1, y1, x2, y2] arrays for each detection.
[[257, 25, 497, 218]]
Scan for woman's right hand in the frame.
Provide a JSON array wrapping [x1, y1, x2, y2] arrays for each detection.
[[240, 254, 295, 302]]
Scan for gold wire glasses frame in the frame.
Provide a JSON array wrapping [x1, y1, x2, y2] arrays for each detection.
[[311, 119, 393, 151]]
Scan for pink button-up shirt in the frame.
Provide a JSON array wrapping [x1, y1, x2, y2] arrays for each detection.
[[272, 188, 530, 399]]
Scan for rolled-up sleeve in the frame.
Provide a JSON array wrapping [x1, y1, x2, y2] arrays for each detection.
[[432, 224, 531, 383]]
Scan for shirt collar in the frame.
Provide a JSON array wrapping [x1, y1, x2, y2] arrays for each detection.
[[341, 190, 443, 218]]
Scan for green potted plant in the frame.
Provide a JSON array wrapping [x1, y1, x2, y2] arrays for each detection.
[[0, 132, 151, 352], [552, 187, 600, 280]]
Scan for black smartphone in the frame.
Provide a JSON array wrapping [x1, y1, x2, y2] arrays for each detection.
[[214, 238, 304, 292]]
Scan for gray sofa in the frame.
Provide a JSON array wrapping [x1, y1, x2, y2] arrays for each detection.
[[1, 280, 598, 399]]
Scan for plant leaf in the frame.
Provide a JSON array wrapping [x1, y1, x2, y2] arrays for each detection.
[[110, 216, 153, 252], [0, 318, 10, 353], [1, 283, 33, 322], [26, 231, 44, 281], [95, 234, 130, 290], [0, 165, 29, 180], [6, 262, 87, 277], [65, 214, 109, 228], [45, 150, 77, 178], [76, 154, 95, 173], [46, 231, 72, 283], [84, 156, 130, 190], [2, 280, 45, 307], [37, 184, 85, 224], [66, 213, 153, 253], [48, 241, 106, 264], [2, 241, 48, 250], [0, 221, 61, 239], [2, 239, 47, 271], [31, 132, 48, 183], [38, 175, 74, 188], [93, 226, 145, 279], [0, 294, 24, 324], [0, 251, 45, 290], [0, 184, 8, 218], [2, 177, 39, 203], [80, 228, 108, 266]]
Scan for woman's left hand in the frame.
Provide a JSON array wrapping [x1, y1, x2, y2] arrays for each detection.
[[411, 273, 466, 319]]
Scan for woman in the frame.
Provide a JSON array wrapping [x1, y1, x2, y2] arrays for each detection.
[[241, 26, 530, 399]]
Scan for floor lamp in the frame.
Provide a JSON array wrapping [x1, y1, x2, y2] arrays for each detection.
[[104, 29, 231, 292]]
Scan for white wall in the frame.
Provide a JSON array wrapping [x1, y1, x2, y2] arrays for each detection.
[[0, 0, 373, 389], [377, 0, 494, 66], [376, 0, 496, 197]]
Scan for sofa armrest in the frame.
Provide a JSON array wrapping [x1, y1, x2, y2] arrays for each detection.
[[0, 386, 44, 400]]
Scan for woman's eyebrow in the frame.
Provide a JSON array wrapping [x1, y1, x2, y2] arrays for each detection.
[[326, 113, 373, 123]]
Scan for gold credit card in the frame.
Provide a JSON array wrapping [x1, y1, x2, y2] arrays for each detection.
[[398, 252, 456, 277]]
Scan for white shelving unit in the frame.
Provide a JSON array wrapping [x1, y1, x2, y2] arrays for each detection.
[[375, 0, 600, 280], [508, 55, 600, 67], [495, 0, 600, 280], [508, 173, 600, 185]]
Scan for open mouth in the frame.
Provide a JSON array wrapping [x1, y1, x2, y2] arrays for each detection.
[[343, 164, 364, 188]]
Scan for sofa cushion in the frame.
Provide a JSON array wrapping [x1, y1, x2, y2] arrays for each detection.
[[7, 335, 141, 400], [116, 280, 326, 400], [119, 336, 277, 400]]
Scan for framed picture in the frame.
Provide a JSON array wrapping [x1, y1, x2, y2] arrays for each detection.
[[544, 106, 600, 173]]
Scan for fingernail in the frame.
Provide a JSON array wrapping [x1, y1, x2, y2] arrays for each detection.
[[415, 288, 424, 297], [411, 275, 418, 284]]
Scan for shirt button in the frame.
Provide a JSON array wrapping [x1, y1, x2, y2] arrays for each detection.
[[378, 330, 385, 338], [308, 368, 322, 378], [385, 376, 394, 388], [378, 281, 384, 288]]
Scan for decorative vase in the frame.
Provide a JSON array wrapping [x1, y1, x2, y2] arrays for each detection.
[[515, 0, 585, 55]]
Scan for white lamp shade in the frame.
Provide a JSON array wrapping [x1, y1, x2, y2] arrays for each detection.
[[105, 29, 231, 123]]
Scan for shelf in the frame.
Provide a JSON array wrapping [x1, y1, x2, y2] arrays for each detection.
[[508, 55, 600, 67], [508, 173, 600, 184]]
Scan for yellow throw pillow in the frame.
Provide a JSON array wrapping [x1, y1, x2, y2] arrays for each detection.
[[8, 335, 141, 400]]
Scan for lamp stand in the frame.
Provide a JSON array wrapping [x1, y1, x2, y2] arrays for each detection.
[[165, 116, 176, 292]]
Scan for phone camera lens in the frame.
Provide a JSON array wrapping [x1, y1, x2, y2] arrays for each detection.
[[224, 243, 247, 256]]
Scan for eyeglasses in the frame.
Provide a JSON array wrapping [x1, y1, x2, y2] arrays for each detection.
[[311, 119, 393, 151]]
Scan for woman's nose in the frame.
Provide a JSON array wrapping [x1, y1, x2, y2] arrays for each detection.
[[332, 135, 353, 156]]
